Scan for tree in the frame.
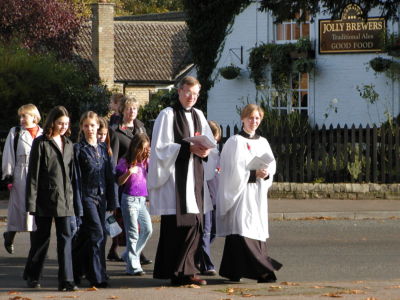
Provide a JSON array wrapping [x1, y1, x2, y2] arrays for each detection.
[[119, 0, 183, 15], [0, 0, 83, 59], [0, 42, 110, 134], [259, 0, 400, 23]]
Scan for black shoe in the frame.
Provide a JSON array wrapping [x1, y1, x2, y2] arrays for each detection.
[[140, 254, 152, 265], [201, 269, 217, 276], [90, 281, 108, 288], [227, 277, 242, 283], [126, 271, 146, 276], [26, 278, 41, 288], [3, 232, 14, 254], [107, 252, 123, 262], [58, 281, 79, 291], [257, 273, 277, 283]]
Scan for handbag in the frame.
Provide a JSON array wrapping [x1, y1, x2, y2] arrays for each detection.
[[105, 211, 122, 238]]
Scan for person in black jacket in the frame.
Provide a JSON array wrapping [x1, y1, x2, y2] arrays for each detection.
[[23, 106, 81, 292], [108, 96, 151, 265]]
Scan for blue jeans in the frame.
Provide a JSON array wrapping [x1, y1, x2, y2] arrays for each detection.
[[120, 194, 152, 274]]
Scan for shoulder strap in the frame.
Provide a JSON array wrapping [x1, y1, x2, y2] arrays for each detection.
[[14, 126, 21, 158]]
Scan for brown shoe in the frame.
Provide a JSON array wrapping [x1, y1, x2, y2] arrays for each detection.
[[186, 275, 207, 285]]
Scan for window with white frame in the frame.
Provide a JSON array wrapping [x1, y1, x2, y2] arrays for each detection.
[[268, 73, 309, 116], [276, 13, 310, 42], [269, 14, 310, 116]]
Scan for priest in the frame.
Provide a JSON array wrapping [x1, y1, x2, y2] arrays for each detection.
[[147, 76, 214, 286]]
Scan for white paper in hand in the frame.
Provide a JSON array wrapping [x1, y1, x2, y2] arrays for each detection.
[[105, 212, 122, 238], [184, 135, 217, 149], [247, 152, 275, 170]]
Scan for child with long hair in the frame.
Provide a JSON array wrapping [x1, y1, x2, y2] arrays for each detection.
[[73, 111, 118, 288], [115, 133, 152, 275], [24, 106, 80, 291]]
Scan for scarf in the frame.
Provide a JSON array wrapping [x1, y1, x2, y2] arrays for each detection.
[[173, 103, 204, 227]]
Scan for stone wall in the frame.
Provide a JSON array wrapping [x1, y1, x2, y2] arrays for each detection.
[[270, 183, 400, 200]]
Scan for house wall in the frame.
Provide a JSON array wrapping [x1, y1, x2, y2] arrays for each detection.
[[125, 86, 156, 107], [207, 2, 400, 129]]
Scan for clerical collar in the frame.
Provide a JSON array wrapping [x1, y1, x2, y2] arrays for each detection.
[[239, 130, 260, 139]]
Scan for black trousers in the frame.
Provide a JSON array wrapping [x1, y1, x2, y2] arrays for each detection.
[[153, 215, 201, 279], [73, 198, 107, 284], [24, 216, 74, 283]]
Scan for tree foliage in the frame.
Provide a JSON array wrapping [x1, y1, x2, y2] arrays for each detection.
[[183, 0, 251, 111], [259, 0, 400, 23], [0, 0, 83, 59], [69, 0, 183, 16], [120, 0, 183, 15], [0, 42, 110, 134]]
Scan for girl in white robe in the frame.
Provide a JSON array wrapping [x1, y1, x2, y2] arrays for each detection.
[[2, 104, 42, 254], [216, 104, 282, 283]]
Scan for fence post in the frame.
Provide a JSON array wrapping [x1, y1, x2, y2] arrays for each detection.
[[372, 125, 378, 182], [328, 125, 334, 182], [321, 125, 327, 181], [365, 125, 371, 182], [396, 124, 400, 182]]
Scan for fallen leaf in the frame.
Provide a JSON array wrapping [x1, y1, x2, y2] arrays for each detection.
[[62, 296, 78, 299], [9, 297, 32, 300], [280, 281, 300, 286], [44, 297, 57, 299], [352, 280, 364, 284], [364, 298, 379, 300], [183, 284, 200, 288], [313, 286, 325, 289], [7, 291, 21, 295], [108, 296, 119, 299], [322, 293, 343, 298], [226, 288, 235, 293], [388, 285, 400, 289], [341, 289, 365, 294], [268, 286, 282, 290], [86, 287, 98, 291], [241, 293, 253, 297]]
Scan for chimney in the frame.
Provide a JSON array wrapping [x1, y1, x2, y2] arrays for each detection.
[[91, 2, 114, 88]]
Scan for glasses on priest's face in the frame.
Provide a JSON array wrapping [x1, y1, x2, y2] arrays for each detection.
[[182, 91, 200, 99]]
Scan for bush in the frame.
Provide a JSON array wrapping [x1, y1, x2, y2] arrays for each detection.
[[138, 88, 178, 134], [0, 42, 110, 135]]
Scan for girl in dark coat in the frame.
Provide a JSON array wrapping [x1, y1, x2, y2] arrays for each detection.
[[72, 111, 118, 288], [24, 106, 81, 291]]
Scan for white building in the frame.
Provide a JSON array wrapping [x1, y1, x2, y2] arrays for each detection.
[[207, 2, 400, 129]]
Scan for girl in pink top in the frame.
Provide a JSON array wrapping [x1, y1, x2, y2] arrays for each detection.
[[116, 133, 152, 275]]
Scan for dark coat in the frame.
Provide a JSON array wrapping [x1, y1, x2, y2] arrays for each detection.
[[73, 140, 119, 211], [26, 135, 80, 217], [109, 118, 147, 162]]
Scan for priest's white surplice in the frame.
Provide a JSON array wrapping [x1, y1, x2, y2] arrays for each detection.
[[216, 135, 276, 241], [147, 107, 213, 216]]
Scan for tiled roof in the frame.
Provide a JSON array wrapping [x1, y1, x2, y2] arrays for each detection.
[[74, 20, 192, 84]]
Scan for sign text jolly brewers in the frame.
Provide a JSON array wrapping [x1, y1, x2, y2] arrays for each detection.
[[319, 4, 385, 54]]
